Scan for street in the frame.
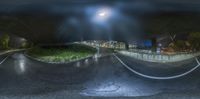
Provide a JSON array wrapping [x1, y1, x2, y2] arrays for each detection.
[[0, 51, 200, 99]]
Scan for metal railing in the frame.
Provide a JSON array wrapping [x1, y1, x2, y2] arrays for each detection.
[[118, 49, 200, 63]]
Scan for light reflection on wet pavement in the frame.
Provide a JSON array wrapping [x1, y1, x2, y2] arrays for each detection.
[[0, 52, 199, 98]]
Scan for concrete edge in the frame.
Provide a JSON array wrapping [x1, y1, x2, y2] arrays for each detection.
[[0, 49, 27, 56]]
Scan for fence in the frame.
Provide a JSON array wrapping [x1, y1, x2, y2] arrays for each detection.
[[118, 50, 200, 63]]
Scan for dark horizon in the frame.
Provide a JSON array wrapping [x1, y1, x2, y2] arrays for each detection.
[[0, 0, 200, 44]]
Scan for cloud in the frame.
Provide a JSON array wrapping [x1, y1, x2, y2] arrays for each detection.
[[0, 0, 200, 13]]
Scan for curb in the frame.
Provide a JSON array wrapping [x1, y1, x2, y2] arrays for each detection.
[[0, 49, 27, 56]]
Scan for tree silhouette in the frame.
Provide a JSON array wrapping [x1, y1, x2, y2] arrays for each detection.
[[0, 33, 10, 49]]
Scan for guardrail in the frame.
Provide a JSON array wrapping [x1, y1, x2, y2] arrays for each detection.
[[118, 50, 200, 63]]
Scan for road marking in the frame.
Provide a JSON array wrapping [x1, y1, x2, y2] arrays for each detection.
[[0, 55, 10, 65], [113, 53, 200, 80], [196, 58, 200, 65]]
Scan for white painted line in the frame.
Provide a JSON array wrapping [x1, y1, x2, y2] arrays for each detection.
[[113, 53, 200, 80], [196, 58, 200, 65], [0, 55, 10, 65]]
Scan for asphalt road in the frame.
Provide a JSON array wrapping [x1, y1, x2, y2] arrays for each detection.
[[0, 51, 200, 99]]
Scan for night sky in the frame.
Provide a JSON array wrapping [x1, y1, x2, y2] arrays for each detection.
[[0, 0, 200, 44]]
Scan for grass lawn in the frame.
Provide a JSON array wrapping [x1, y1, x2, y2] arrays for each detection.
[[26, 44, 96, 63]]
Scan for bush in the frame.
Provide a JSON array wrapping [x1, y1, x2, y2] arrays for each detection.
[[188, 32, 200, 50], [175, 40, 186, 51], [0, 33, 10, 50], [27, 44, 96, 63]]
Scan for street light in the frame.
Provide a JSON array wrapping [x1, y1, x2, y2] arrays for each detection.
[[97, 8, 111, 19], [98, 12, 106, 17], [90, 7, 113, 24]]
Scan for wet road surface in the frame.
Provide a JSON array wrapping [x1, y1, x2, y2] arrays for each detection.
[[0, 52, 200, 99]]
